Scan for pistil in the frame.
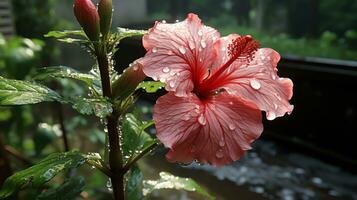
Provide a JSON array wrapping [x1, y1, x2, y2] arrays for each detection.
[[196, 35, 259, 99]]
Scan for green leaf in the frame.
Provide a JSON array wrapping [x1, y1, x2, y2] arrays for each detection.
[[44, 30, 86, 38], [57, 38, 87, 44], [0, 151, 87, 199], [137, 81, 165, 93], [69, 97, 113, 118], [0, 76, 62, 105], [36, 176, 85, 200], [117, 27, 147, 41], [143, 172, 215, 200], [33, 66, 95, 85], [126, 165, 143, 200], [44, 30, 89, 44], [122, 113, 157, 163]]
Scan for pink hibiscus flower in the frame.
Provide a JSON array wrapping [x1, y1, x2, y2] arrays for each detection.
[[139, 13, 294, 166]]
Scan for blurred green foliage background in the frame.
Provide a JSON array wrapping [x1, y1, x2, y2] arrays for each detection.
[[148, 0, 357, 60]]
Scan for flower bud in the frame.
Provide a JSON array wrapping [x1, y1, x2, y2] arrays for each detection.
[[98, 0, 113, 37], [112, 61, 146, 100], [73, 0, 100, 41]]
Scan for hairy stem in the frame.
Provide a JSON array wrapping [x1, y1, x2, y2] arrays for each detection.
[[123, 141, 158, 173], [96, 44, 125, 200]]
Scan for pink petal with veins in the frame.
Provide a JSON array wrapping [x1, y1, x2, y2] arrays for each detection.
[[212, 35, 294, 119], [139, 13, 220, 97], [154, 92, 263, 166]]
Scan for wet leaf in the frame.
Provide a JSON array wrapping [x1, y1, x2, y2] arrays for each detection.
[[44, 30, 86, 38], [122, 113, 157, 163], [36, 176, 85, 200], [137, 81, 165, 93], [33, 66, 95, 85], [126, 165, 143, 200], [57, 38, 87, 44], [69, 97, 113, 118], [0, 151, 87, 199], [117, 27, 147, 41], [44, 30, 89, 44], [143, 172, 215, 200], [0, 76, 62, 105]]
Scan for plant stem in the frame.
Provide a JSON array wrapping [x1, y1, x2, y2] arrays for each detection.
[[58, 103, 70, 152], [96, 44, 125, 200], [3, 145, 32, 166], [123, 141, 159, 173], [0, 136, 13, 184]]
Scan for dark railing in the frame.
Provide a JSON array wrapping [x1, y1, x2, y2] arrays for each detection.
[[114, 37, 357, 171], [0, 0, 15, 37]]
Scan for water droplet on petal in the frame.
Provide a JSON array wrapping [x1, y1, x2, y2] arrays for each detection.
[[198, 114, 206, 125], [200, 40, 207, 48], [169, 71, 176, 76], [216, 150, 224, 158], [169, 81, 175, 88], [167, 50, 174, 55], [189, 41, 195, 50], [161, 20, 167, 23], [229, 123, 236, 130], [288, 105, 294, 115], [162, 67, 170, 73], [175, 19, 180, 23], [152, 47, 158, 53], [159, 77, 166, 82], [219, 140, 225, 147], [271, 73, 276, 80], [274, 103, 278, 109], [179, 46, 186, 54], [183, 114, 191, 121], [250, 79, 261, 90], [229, 101, 233, 105], [266, 111, 276, 120], [198, 30, 203, 36], [133, 65, 139, 71]]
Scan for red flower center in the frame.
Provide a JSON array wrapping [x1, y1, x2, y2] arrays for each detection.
[[195, 35, 260, 99]]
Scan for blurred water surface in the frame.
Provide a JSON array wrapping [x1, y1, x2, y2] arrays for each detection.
[[144, 138, 357, 200]]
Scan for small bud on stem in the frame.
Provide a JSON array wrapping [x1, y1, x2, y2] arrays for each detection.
[[73, 0, 100, 41], [112, 61, 147, 100], [98, 0, 113, 37]]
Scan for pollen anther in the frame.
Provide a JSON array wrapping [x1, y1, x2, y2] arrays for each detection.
[[228, 35, 260, 62]]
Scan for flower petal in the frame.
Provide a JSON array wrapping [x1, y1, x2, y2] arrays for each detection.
[[213, 35, 293, 119], [139, 13, 220, 97], [153, 92, 263, 166]]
